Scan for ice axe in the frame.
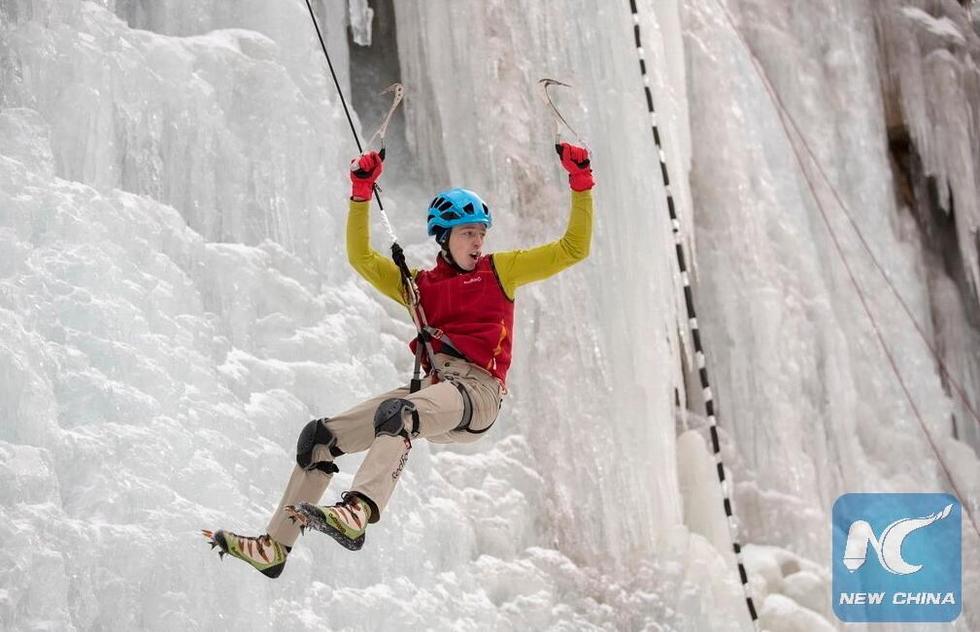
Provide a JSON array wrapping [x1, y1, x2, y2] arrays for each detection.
[[352, 83, 404, 198], [341, 82, 403, 243], [538, 78, 585, 157], [365, 82, 404, 162]]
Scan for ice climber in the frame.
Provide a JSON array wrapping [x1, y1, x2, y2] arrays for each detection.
[[203, 142, 595, 577]]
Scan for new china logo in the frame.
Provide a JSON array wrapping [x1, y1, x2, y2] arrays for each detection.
[[832, 493, 961, 622]]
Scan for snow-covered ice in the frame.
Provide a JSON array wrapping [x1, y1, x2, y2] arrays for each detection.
[[1, 0, 978, 630]]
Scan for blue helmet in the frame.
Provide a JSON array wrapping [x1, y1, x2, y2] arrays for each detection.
[[426, 188, 492, 239]]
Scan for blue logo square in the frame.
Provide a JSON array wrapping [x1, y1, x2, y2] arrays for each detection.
[[832, 493, 961, 622]]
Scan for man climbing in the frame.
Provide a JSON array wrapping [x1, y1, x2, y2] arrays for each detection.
[[203, 142, 594, 577]]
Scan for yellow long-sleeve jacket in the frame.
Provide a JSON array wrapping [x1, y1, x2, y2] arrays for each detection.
[[346, 190, 593, 304]]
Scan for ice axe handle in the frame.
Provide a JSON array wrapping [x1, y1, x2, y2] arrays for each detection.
[[555, 143, 591, 169], [351, 149, 385, 179]]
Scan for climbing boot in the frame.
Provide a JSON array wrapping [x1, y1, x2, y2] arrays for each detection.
[[202, 529, 289, 578], [284, 492, 372, 551]]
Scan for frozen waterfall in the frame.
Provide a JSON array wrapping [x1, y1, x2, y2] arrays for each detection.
[[1, 0, 978, 630]]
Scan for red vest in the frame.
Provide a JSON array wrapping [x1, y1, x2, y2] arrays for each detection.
[[409, 254, 515, 384]]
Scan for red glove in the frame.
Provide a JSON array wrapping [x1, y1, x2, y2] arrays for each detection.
[[556, 142, 594, 191], [349, 150, 383, 201]]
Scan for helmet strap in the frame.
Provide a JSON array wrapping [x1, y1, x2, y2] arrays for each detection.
[[435, 226, 465, 272], [439, 249, 468, 274]]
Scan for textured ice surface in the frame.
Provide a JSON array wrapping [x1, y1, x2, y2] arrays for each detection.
[[683, 0, 980, 628], [0, 0, 978, 630]]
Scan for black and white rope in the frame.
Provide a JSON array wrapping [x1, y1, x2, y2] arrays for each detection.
[[627, 0, 760, 625]]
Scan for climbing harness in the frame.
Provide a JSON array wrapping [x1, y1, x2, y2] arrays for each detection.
[[302, 1, 443, 395], [627, 1, 760, 627]]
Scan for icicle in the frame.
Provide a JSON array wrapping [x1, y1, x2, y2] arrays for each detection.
[[348, 0, 374, 47]]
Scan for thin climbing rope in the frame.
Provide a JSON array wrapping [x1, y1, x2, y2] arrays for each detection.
[[710, 0, 980, 544], [723, 5, 980, 434], [302, 0, 397, 242], [302, 0, 443, 389]]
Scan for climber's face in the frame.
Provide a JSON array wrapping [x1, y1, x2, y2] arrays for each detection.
[[448, 223, 487, 271]]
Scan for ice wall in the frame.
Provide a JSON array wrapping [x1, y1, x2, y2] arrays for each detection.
[[682, 0, 980, 629], [1, 0, 979, 631], [874, 0, 980, 459], [0, 0, 735, 630]]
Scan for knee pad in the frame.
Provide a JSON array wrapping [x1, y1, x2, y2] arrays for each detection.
[[297, 417, 341, 473], [374, 398, 415, 438]]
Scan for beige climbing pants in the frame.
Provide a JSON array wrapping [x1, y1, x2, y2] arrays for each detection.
[[266, 354, 503, 547]]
